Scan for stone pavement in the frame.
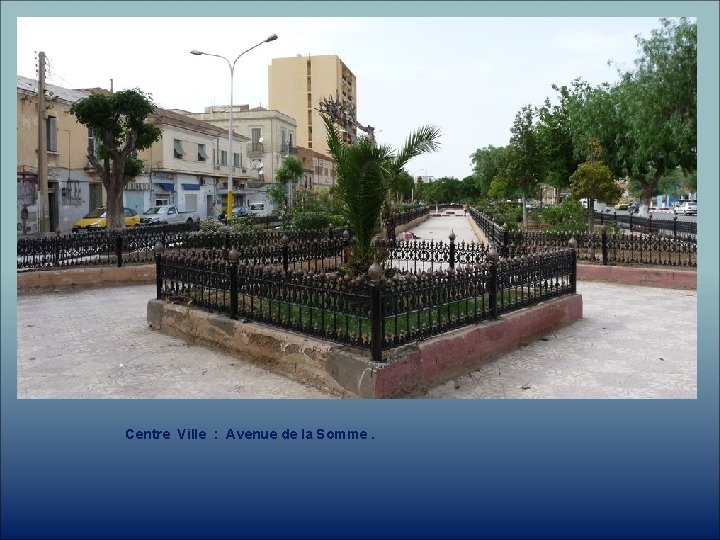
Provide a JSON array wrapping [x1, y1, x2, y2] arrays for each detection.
[[16, 214, 696, 399]]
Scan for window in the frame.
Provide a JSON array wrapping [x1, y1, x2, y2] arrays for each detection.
[[174, 139, 184, 159], [220, 150, 228, 166], [198, 143, 208, 162], [46, 116, 57, 152], [251, 128, 262, 153], [233, 153, 240, 167]]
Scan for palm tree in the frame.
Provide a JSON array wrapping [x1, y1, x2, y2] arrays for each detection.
[[321, 114, 440, 274]]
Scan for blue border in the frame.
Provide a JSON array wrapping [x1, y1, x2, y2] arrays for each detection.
[[3, 2, 718, 539]]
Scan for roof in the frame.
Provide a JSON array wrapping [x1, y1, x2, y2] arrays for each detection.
[[17, 75, 90, 104]]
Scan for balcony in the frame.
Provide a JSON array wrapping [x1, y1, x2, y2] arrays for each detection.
[[248, 142, 264, 157], [281, 143, 298, 155]]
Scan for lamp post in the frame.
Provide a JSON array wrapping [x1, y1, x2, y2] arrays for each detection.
[[191, 33, 278, 221]]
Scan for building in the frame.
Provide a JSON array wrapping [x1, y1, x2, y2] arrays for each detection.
[[16, 75, 103, 234], [179, 105, 296, 187], [134, 108, 257, 218], [16, 75, 261, 234], [295, 146, 336, 192], [268, 54, 357, 156]]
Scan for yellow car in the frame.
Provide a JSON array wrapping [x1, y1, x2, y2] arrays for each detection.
[[72, 207, 140, 232], [614, 202, 630, 210]]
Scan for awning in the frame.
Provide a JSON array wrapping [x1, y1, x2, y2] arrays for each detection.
[[198, 145, 208, 160], [182, 183, 200, 191], [173, 140, 184, 157], [154, 182, 175, 192]]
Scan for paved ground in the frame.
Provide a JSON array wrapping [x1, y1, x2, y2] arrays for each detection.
[[16, 214, 697, 399]]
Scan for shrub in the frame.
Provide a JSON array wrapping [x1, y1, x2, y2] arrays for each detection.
[[541, 200, 586, 233], [289, 211, 332, 231]]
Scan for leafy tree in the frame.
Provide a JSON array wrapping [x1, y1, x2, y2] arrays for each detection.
[[274, 155, 305, 208], [541, 199, 586, 233], [393, 170, 415, 202], [504, 105, 541, 228], [322, 114, 440, 273], [70, 89, 161, 230], [470, 145, 506, 198], [536, 85, 579, 202], [569, 142, 622, 232], [613, 17, 697, 208]]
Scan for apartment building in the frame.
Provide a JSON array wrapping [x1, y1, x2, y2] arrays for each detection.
[[16, 75, 103, 234], [16, 75, 259, 234], [135, 108, 256, 218], [268, 54, 357, 156], [179, 105, 296, 187], [295, 146, 336, 192]]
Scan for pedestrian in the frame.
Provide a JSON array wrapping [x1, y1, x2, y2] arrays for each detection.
[[463, 203, 468, 217], [210, 201, 220, 219]]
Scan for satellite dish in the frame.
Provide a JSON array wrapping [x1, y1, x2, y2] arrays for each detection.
[[258, 136, 264, 143]]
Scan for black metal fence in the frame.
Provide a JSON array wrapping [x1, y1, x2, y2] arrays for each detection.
[[156, 243, 577, 362], [17, 207, 429, 271], [470, 207, 696, 268], [594, 211, 696, 240]]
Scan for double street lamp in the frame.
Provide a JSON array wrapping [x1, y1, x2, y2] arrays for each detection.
[[191, 33, 278, 221]]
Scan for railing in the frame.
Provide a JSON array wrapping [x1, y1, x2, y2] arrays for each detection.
[[392, 206, 429, 226], [17, 222, 200, 270], [594, 211, 696, 240], [470, 207, 696, 268], [156, 240, 577, 362]]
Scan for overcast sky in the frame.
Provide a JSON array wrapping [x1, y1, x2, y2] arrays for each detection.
[[17, 16, 667, 180]]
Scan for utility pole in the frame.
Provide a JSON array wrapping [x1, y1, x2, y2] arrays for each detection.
[[37, 51, 50, 233]]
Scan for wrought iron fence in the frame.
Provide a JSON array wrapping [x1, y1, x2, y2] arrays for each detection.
[[156, 244, 577, 362], [594, 211, 696, 240], [17, 223, 200, 269], [470, 206, 696, 268]]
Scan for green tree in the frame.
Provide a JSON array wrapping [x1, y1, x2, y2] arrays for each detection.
[[569, 142, 622, 232], [504, 105, 541, 228], [322, 114, 440, 273], [393, 170, 415, 202], [536, 85, 579, 202], [274, 155, 306, 209], [70, 89, 161, 230], [613, 17, 697, 208], [470, 145, 506, 198]]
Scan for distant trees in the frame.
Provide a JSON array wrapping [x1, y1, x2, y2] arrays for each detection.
[[466, 17, 696, 220], [70, 88, 161, 230]]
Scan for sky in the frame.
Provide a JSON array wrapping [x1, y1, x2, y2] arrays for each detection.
[[16, 16, 667, 181]]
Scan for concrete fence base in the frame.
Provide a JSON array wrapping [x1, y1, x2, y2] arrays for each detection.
[[147, 294, 583, 398]]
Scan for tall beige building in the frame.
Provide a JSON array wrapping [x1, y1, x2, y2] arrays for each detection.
[[268, 54, 357, 155]]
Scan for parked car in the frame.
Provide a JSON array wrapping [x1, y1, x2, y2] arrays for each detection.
[[72, 207, 140, 232], [248, 202, 269, 217], [627, 202, 641, 214], [614, 201, 630, 210], [675, 201, 697, 216], [140, 205, 200, 225], [218, 206, 249, 222]]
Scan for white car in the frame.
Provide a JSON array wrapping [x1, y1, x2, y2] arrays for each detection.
[[675, 201, 697, 216]]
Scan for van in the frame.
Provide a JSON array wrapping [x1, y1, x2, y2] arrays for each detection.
[[248, 202, 267, 217]]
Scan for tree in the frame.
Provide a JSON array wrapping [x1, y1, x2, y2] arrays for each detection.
[[613, 17, 697, 209], [393, 170, 415, 202], [569, 142, 622, 232], [322, 114, 440, 273], [536, 85, 579, 203], [70, 89, 161, 230], [274, 155, 305, 209], [503, 105, 541, 228], [470, 145, 506, 198]]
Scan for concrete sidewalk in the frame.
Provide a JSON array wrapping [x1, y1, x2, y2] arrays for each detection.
[[16, 215, 696, 399]]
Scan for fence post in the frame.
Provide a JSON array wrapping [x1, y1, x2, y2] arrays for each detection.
[[629, 212, 633, 232], [569, 237, 578, 294], [673, 215, 677, 239], [488, 246, 499, 319], [368, 261, 384, 363], [224, 232, 230, 258], [115, 233, 123, 268], [155, 242, 164, 299], [228, 248, 239, 320], [502, 227, 509, 258], [648, 213, 653, 234], [601, 227, 608, 266], [281, 235, 289, 274], [448, 230, 456, 270]]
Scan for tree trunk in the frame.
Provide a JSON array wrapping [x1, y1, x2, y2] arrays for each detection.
[[521, 192, 528, 229], [587, 198, 595, 234], [106, 161, 125, 231]]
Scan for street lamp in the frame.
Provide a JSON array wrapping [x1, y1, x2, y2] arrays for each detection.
[[191, 33, 278, 221]]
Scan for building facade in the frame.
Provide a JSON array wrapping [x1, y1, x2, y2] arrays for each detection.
[[295, 146, 336, 192], [17, 75, 103, 234], [268, 54, 357, 156], [16, 75, 262, 234]]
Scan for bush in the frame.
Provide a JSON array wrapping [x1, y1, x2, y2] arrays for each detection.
[[289, 211, 332, 231], [541, 200, 586, 233]]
